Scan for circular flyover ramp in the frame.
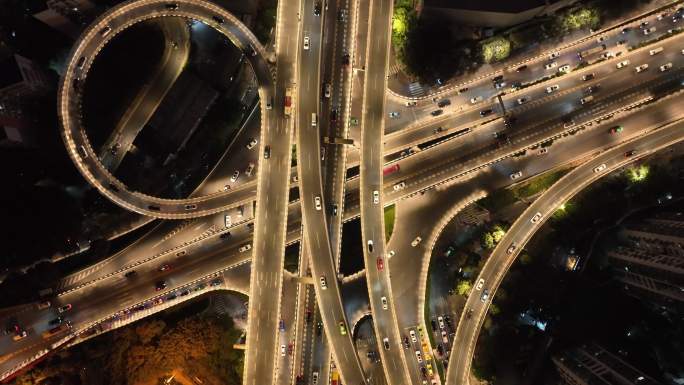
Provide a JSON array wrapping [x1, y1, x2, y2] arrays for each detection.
[[58, 0, 274, 219]]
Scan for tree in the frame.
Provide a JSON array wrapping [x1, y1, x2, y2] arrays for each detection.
[[481, 232, 495, 249], [481, 36, 511, 63], [456, 280, 472, 296]]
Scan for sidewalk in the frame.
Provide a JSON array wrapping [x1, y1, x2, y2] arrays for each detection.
[[387, 0, 676, 97]]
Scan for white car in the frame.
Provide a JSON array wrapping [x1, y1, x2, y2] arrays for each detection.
[[558, 64, 570, 73], [545, 62, 558, 70], [616, 60, 630, 69], [230, 170, 240, 182], [635, 64, 649, 73], [246, 138, 258, 150], [548, 52, 560, 60], [546, 85, 559, 93], [415, 350, 423, 363], [281, 344, 286, 356], [470, 96, 483, 104], [475, 278, 485, 291], [506, 243, 517, 254], [441, 330, 448, 344], [517, 97, 528, 105], [643, 26, 656, 35], [324, 83, 331, 98], [239, 243, 252, 253], [531, 212, 543, 223], [314, 195, 322, 210], [600, 51, 614, 60], [320, 275, 327, 289], [381, 296, 388, 310], [409, 329, 417, 342], [373, 190, 379, 204], [393, 181, 406, 191], [387, 250, 395, 258], [649, 47, 663, 55], [224, 214, 232, 227], [245, 162, 255, 177], [437, 316, 445, 330], [593, 163, 607, 173], [660, 63, 672, 72], [303, 36, 310, 50], [539, 148, 549, 155], [312, 372, 319, 385], [681, 49, 684, 55], [388, 111, 400, 118], [411, 236, 422, 247], [510, 171, 523, 180]]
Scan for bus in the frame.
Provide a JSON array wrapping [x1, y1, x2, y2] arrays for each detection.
[[330, 369, 339, 385], [284, 87, 293, 117], [383, 164, 400, 176]]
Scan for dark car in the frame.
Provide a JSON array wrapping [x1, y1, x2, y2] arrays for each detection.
[[420, 366, 428, 377], [480, 109, 493, 117], [49, 317, 63, 326], [124, 270, 137, 278], [457, 87, 469, 94], [492, 74, 504, 83], [264, 145, 271, 159], [431, 319, 437, 330], [155, 280, 167, 291], [437, 99, 451, 108], [166, 293, 177, 301], [220, 231, 231, 239], [431, 109, 443, 117], [342, 53, 350, 65], [179, 289, 190, 296], [316, 321, 323, 336], [582, 73, 595, 81], [330, 109, 338, 122], [164, 3, 178, 10], [516, 65, 528, 72], [313, 2, 321, 15], [625, 150, 637, 157], [210, 279, 223, 287]]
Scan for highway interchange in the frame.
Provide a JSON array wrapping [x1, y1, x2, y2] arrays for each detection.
[[2, 0, 684, 384]]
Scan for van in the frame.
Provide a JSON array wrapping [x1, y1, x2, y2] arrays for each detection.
[[311, 113, 317, 127], [580, 96, 594, 104], [649, 47, 663, 55]]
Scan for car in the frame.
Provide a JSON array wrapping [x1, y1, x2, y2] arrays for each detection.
[[481, 289, 490, 303], [373, 190, 379, 204], [381, 296, 388, 310], [313, 1, 321, 15], [660, 63, 672, 72], [457, 87, 469, 94], [430, 319, 437, 331], [506, 243, 517, 254], [494, 81, 506, 89], [479, 109, 493, 117], [220, 231, 231, 239], [584, 85, 597, 94], [124, 270, 137, 278], [411, 236, 422, 247], [492, 74, 504, 83], [437, 99, 451, 108], [593, 163, 607, 173], [431, 109, 443, 116], [376, 257, 384, 271], [616, 60, 630, 69], [657, 12, 668, 20], [470, 96, 483, 104], [616, 39, 627, 46], [441, 330, 448, 343], [323, 83, 332, 98], [342, 53, 350, 65], [312, 372, 319, 385], [210, 278, 222, 287], [288, 342, 294, 355], [314, 195, 322, 210], [387, 250, 395, 258], [303, 36, 310, 50], [388, 111, 400, 118], [246, 138, 258, 150], [49, 316, 63, 326], [548, 52, 560, 60], [476, 278, 485, 291], [421, 367, 428, 378], [393, 181, 406, 191], [367, 240, 374, 253], [159, 264, 171, 272], [600, 51, 614, 60], [531, 212, 543, 223], [320, 276, 327, 289], [280, 344, 286, 356], [517, 97, 528, 105], [230, 170, 240, 182], [382, 337, 390, 350], [635, 64, 649, 73], [245, 163, 255, 177], [610, 126, 623, 134], [582, 73, 595, 81], [155, 280, 167, 291], [510, 171, 523, 180], [640, 21, 649, 28], [264, 145, 271, 159], [515, 64, 528, 72], [405, 100, 417, 107], [239, 243, 251, 253], [546, 85, 559, 93], [403, 336, 410, 349], [415, 350, 423, 363], [545, 62, 558, 70], [625, 150, 637, 157], [438, 316, 445, 329], [410, 329, 417, 342], [539, 148, 548, 155], [338, 320, 347, 335], [621, 27, 631, 34], [596, 35, 606, 43], [643, 26, 656, 35], [558, 64, 570, 73]]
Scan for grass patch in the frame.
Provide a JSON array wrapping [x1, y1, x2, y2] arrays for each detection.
[[384, 204, 396, 242], [512, 169, 568, 199]]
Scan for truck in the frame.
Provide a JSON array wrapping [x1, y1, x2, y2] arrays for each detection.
[[330, 369, 339, 385], [323, 136, 354, 145], [42, 322, 71, 339], [284, 87, 293, 117], [383, 164, 400, 176], [578, 44, 606, 60]]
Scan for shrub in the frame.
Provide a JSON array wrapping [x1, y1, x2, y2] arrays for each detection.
[[480, 36, 511, 63]]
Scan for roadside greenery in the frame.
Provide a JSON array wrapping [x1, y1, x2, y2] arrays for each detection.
[[556, 6, 601, 33], [481, 36, 512, 63], [479, 169, 568, 212], [384, 204, 396, 242]]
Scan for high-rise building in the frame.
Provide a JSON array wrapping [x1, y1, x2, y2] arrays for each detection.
[[32, 0, 96, 39], [608, 212, 684, 311], [553, 343, 662, 385]]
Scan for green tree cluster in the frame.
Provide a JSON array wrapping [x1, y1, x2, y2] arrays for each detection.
[[556, 7, 601, 33], [480, 36, 511, 63]]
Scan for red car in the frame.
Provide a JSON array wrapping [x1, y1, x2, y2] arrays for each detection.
[[376, 257, 384, 271], [159, 264, 172, 272], [287, 342, 294, 355]]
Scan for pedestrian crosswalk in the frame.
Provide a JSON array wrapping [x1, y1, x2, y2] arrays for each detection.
[[408, 82, 425, 97]]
